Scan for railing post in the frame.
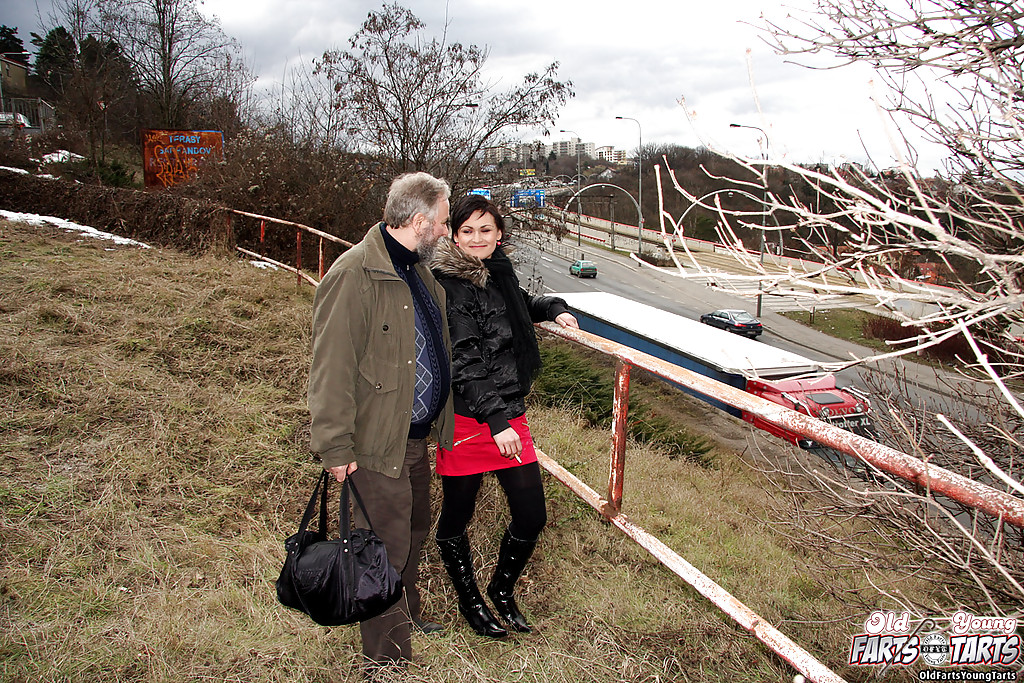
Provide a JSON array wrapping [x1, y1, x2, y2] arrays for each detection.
[[224, 212, 233, 251], [608, 359, 631, 512], [318, 237, 325, 279], [260, 219, 265, 246], [296, 229, 303, 287]]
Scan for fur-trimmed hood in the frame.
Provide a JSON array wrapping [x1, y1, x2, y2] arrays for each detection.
[[429, 237, 490, 288]]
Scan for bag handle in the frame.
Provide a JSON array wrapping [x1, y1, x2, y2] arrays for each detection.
[[296, 470, 330, 541], [294, 470, 382, 544], [339, 476, 381, 535]]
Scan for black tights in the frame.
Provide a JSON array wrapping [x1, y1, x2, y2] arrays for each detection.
[[435, 461, 547, 541]]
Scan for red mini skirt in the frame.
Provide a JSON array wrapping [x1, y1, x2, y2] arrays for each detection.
[[436, 413, 537, 476]]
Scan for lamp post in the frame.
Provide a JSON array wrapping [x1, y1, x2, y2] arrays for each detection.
[[730, 122, 769, 317], [564, 183, 641, 257], [560, 128, 583, 245], [615, 116, 643, 256]]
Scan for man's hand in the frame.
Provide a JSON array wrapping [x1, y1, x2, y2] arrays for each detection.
[[492, 427, 522, 462], [326, 461, 359, 482]]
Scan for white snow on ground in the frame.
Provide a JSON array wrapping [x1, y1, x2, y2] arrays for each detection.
[[41, 150, 85, 164], [2, 210, 279, 272], [0, 166, 29, 175], [0, 210, 152, 249]]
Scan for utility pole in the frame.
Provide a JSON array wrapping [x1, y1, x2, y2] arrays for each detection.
[[615, 116, 643, 257], [730, 122, 770, 317]]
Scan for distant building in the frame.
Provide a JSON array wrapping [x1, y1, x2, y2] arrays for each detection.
[[482, 141, 551, 164], [0, 56, 28, 98], [551, 137, 597, 159], [913, 262, 952, 285], [552, 138, 575, 157], [597, 146, 627, 164], [1, 56, 56, 131], [483, 146, 520, 164], [521, 140, 549, 162], [499, 138, 623, 164]]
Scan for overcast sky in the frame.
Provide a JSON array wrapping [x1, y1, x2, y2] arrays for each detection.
[[5, 0, 947, 173]]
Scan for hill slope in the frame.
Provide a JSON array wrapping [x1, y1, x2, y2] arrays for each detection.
[[1, 218, 919, 682]]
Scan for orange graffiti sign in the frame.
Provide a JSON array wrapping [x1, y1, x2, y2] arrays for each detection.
[[142, 129, 224, 188]]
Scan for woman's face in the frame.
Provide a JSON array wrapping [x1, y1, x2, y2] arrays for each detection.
[[454, 209, 502, 259]]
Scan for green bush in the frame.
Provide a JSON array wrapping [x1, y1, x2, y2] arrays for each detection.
[[532, 340, 712, 464], [62, 158, 136, 188]]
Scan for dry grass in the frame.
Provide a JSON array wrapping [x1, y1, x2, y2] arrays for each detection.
[[0, 219, 932, 682]]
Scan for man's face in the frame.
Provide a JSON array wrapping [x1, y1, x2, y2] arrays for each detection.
[[414, 197, 450, 260]]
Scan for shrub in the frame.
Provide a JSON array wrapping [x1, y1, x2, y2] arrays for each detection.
[[532, 339, 712, 464], [863, 315, 973, 365]]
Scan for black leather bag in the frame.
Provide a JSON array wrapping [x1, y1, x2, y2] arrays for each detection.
[[276, 471, 403, 626]]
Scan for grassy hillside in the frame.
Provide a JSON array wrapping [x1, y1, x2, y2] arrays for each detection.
[[0, 218, 927, 682]]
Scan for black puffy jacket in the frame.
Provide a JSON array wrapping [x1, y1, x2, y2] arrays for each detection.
[[431, 238, 568, 435]]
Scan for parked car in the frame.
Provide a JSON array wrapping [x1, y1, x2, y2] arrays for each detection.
[[569, 259, 598, 278], [0, 112, 30, 134], [699, 309, 763, 337]]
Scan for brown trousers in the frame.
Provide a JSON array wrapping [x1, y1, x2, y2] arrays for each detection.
[[350, 438, 431, 666]]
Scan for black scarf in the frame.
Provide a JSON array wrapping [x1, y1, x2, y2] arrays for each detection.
[[484, 247, 542, 393]]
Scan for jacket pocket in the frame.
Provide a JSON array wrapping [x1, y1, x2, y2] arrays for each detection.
[[358, 358, 399, 395]]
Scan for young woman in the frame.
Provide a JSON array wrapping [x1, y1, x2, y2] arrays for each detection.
[[430, 195, 578, 638]]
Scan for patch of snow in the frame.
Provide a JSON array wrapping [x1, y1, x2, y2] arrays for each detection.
[[0, 165, 29, 175], [42, 150, 85, 164], [0, 210, 152, 249], [249, 260, 279, 270]]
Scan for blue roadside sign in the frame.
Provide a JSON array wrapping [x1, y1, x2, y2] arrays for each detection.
[[511, 189, 545, 208], [468, 188, 492, 199]]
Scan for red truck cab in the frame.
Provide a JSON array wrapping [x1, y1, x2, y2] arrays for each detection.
[[744, 374, 873, 447]]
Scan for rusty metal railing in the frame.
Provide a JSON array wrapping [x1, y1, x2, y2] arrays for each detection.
[[536, 321, 1024, 529], [533, 449, 846, 683], [226, 209, 354, 285], [534, 321, 1024, 683]]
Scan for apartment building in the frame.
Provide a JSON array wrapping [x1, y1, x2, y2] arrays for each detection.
[[596, 146, 627, 164]]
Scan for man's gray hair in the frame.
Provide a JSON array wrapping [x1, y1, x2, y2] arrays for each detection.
[[384, 172, 452, 228]]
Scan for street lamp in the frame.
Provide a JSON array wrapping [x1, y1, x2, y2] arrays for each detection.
[[730, 122, 770, 317], [615, 116, 643, 256], [564, 183, 641, 256], [560, 128, 583, 245]]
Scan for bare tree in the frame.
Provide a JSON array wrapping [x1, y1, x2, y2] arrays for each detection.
[[40, 0, 253, 136], [313, 3, 573, 189], [648, 0, 1024, 619], [34, 0, 138, 163], [97, 0, 250, 128]]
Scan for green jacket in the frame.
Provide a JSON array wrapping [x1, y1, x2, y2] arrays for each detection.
[[308, 223, 454, 476]]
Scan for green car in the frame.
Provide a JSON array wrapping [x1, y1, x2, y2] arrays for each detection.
[[569, 259, 598, 278]]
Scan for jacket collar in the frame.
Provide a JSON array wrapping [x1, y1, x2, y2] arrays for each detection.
[[429, 237, 489, 288], [359, 222, 405, 279], [380, 222, 420, 268]]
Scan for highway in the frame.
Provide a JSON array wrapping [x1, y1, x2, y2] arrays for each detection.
[[513, 232, 959, 412]]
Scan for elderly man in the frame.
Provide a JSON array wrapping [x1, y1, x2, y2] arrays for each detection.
[[307, 172, 454, 674]]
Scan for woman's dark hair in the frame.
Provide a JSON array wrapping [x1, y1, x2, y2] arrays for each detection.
[[450, 194, 505, 238]]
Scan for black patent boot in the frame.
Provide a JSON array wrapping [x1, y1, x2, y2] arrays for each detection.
[[486, 529, 537, 633], [436, 534, 508, 638]]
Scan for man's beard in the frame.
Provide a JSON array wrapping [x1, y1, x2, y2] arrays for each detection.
[[415, 227, 441, 261]]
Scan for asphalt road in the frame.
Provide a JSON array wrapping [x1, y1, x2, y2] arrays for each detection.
[[514, 236, 960, 412]]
